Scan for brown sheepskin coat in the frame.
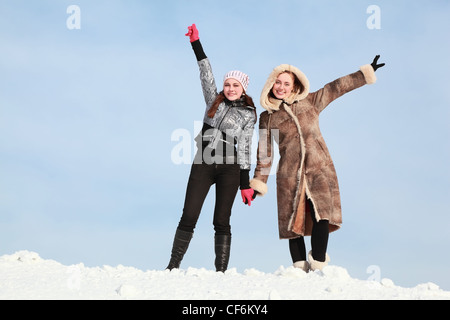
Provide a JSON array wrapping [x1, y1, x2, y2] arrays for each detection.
[[250, 63, 377, 239]]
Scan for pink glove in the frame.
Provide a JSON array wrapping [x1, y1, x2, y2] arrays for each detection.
[[241, 188, 255, 206], [185, 23, 199, 43]]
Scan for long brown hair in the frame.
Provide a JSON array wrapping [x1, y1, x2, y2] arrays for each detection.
[[207, 91, 257, 121]]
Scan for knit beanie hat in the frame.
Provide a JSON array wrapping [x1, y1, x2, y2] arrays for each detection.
[[223, 70, 249, 92]]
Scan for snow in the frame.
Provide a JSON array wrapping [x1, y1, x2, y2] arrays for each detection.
[[1, 250, 449, 300]]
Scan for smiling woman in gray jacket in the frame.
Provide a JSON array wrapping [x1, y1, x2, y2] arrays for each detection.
[[166, 24, 256, 272]]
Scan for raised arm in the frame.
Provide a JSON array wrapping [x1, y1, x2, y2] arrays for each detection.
[[309, 55, 385, 113], [186, 24, 218, 109]]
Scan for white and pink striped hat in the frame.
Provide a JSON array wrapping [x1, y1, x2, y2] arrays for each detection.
[[223, 70, 249, 92]]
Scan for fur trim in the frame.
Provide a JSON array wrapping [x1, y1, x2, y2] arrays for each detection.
[[260, 64, 310, 113], [293, 260, 310, 272], [283, 105, 309, 233], [308, 251, 330, 271], [250, 178, 268, 196], [360, 64, 377, 84]]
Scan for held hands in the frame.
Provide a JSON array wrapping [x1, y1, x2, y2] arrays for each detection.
[[371, 55, 385, 71], [241, 188, 257, 206], [185, 23, 199, 43]]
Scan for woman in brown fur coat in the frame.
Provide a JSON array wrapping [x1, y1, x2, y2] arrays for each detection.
[[250, 56, 384, 271]]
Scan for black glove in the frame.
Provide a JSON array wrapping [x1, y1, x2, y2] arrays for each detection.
[[371, 55, 385, 72], [252, 190, 259, 200]]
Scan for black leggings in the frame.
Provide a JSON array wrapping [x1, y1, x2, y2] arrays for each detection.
[[177, 162, 240, 235], [289, 200, 329, 262]]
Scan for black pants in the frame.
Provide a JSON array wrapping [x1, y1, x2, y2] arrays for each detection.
[[177, 162, 240, 235], [289, 199, 329, 262]]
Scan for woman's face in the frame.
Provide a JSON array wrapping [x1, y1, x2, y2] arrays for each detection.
[[272, 72, 294, 100], [223, 78, 244, 101]]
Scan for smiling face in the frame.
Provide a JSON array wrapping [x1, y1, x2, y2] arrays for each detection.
[[272, 72, 295, 100], [223, 78, 244, 101]]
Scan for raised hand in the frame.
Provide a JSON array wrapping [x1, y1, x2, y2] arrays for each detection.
[[371, 55, 385, 71], [185, 23, 199, 43]]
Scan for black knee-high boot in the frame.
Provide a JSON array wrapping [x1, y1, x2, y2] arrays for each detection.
[[166, 228, 193, 270], [214, 234, 231, 272]]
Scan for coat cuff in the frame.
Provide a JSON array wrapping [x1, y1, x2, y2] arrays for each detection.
[[239, 169, 250, 190], [360, 64, 377, 84], [250, 179, 268, 196], [191, 40, 207, 61]]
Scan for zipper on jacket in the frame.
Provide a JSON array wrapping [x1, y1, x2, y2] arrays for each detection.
[[216, 105, 231, 130]]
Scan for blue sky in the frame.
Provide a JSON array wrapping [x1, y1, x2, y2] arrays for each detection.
[[1, 0, 449, 291]]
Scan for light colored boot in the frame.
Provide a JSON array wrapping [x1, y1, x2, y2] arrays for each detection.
[[293, 260, 310, 272], [308, 250, 330, 271]]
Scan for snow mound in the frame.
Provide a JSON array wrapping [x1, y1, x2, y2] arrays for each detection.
[[1, 251, 449, 300]]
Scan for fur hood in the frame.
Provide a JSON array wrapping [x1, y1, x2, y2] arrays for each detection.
[[260, 64, 310, 113]]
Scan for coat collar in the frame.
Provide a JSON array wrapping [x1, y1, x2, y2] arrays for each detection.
[[224, 95, 254, 110]]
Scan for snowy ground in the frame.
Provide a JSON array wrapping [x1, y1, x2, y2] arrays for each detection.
[[1, 251, 449, 300]]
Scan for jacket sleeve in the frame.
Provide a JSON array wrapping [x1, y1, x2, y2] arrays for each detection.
[[191, 40, 206, 61], [309, 64, 376, 113], [192, 40, 218, 113], [249, 112, 273, 196]]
